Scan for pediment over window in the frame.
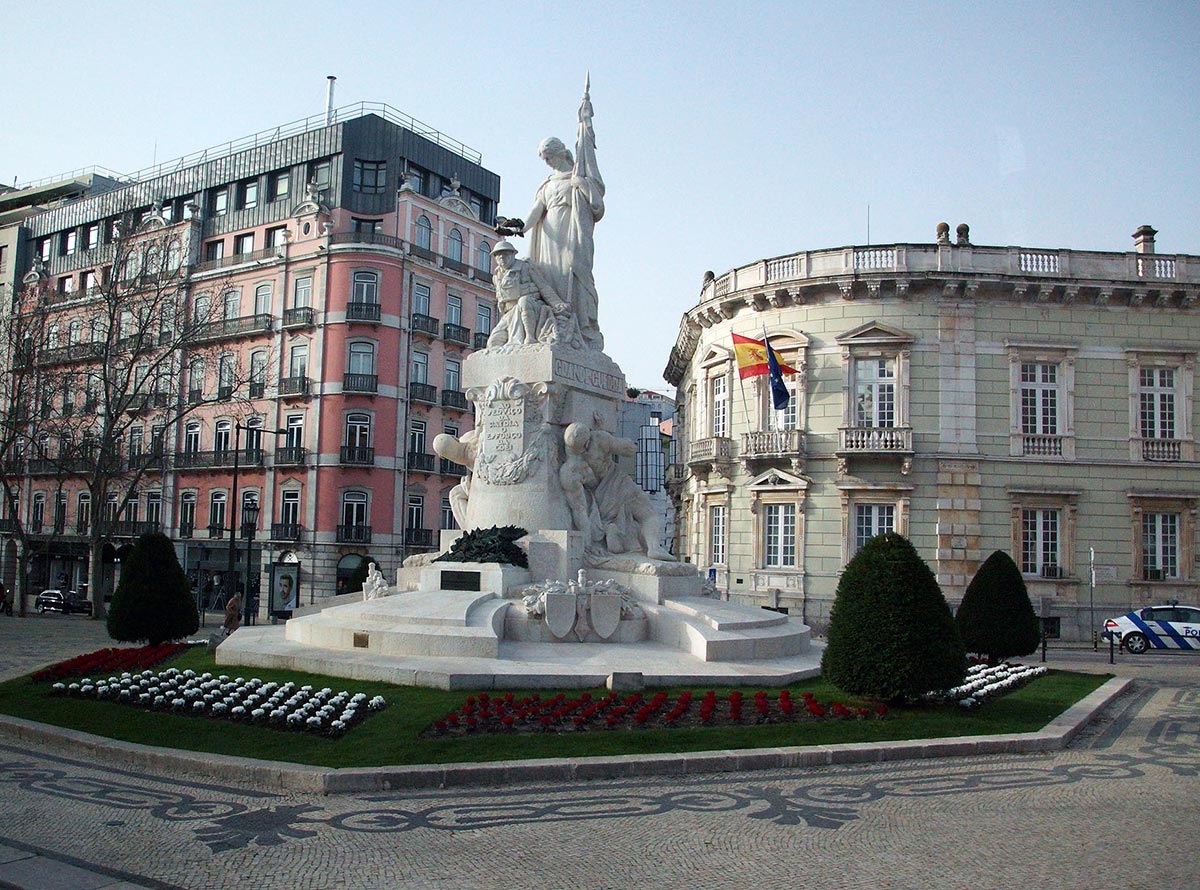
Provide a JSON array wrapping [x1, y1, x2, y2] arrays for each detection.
[[699, 343, 733, 369], [438, 194, 478, 219], [764, 328, 810, 350], [835, 321, 915, 347], [747, 467, 809, 492]]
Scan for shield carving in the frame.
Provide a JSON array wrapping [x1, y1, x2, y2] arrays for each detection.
[[544, 592, 578, 639], [590, 592, 623, 641]]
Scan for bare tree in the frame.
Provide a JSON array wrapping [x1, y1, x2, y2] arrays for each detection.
[[6, 212, 253, 619]]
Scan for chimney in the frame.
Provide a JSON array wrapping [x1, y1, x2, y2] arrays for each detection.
[[1133, 225, 1157, 254], [326, 76, 337, 125]]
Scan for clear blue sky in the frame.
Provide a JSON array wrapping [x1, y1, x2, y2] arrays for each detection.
[[3, 1, 1197, 390]]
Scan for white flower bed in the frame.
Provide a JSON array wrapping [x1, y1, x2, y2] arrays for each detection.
[[924, 662, 1049, 709], [51, 668, 387, 736]]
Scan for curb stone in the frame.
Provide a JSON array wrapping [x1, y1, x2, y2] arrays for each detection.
[[0, 677, 1132, 794]]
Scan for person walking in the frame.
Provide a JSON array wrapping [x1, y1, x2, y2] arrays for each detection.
[[0, 581, 11, 617]]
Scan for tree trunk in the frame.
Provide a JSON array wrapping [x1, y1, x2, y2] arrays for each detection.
[[88, 537, 106, 620]]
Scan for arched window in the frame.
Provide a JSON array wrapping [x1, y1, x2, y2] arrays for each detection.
[[415, 216, 432, 251], [214, 419, 232, 454], [192, 293, 210, 324], [446, 229, 463, 263], [345, 412, 371, 448], [347, 341, 376, 375], [183, 422, 201, 454], [208, 490, 227, 536], [166, 238, 182, 271], [89, 318, 104, 342], [217, 355, 234, 399], [249, 351, 267, 393], [352, 271, 379, 304], [254, 283, 272, 315], [341, 491, 369, 528], [46, 325, 59, 349], [68, 320, 82, 344], [179, 491, 197, 536], [476, 240, 491, 274], [77, 492, 91, 533]]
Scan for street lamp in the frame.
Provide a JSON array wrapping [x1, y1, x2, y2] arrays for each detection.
[[224, 422, 288, 628], [241, 498, 261, 627]]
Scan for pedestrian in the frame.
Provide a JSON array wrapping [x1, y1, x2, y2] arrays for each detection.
[[0, 581, 11, 617]]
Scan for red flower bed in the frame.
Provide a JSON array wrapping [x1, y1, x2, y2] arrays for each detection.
[[31, 643, 189, 682], [423, 688, 889, 737]]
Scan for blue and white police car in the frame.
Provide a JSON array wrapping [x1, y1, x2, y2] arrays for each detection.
[[1102, 602, 1200, 653]]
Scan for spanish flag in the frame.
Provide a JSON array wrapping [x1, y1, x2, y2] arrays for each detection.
[[732, 333, 796, 380]]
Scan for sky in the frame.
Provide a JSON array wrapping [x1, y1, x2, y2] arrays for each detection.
[[3, 1, 1198, 390]]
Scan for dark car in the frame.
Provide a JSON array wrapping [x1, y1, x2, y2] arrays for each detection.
[[35, 589, 92, 615]]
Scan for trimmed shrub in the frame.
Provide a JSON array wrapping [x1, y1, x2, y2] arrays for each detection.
[[956, 550, 1040, 664], [107, 532, 199, 646], [821, 532, 965, 702]]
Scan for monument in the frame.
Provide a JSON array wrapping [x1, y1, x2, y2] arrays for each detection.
[[218, 80, 818, 688]]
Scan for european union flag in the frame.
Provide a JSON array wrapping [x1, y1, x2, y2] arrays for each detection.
[[765, 336, 790, 410]]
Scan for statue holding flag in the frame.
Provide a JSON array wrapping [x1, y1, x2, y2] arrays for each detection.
[[497, 76, 605, 351]]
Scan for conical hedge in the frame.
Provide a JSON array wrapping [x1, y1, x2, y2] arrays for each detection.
[[821, 532, 965, 701], [956, 550, 1040, 664], [107, 532, 198, 646]]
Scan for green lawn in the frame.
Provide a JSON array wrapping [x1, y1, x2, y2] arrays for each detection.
[[0, 646, 1110, 769]]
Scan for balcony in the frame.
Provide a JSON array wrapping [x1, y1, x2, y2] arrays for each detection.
[[282, 307, 314, 329], [274, 445, 307, 466], [687, 437, 736, 477], [343, 373, 379, 394], [340, 445, 375, 466], [407, 451, 437, 472], [270, 522, 304, 541], [411, 313, 440, 337], [443, 322, 471, 346], [188, 388, 203, 405], [474, 268, 493, 285], [217, 385, 234, 401], [1039, 564, 1066, 579], [473, 332, 490, 350], [336, 524, 372, 544], [741, 429, 805, 469], [404, 527, 435, 548], [36, 342, 104, 367], [278, 376, 310, 397], [441, 389, 470, 411], [410, 244, 437, 262], [108, 520, 162, 538], [409, 382, 437, 404], [192, 245, 283, 274], [839, 426, 913, 453], [174, 448, 265, 470], [1020, 434, 1064, 457], [346, 301, 381, 322], [440, 458, 468, 476], [0, 518, 18, 533], [1142, 438, 1182, 462], [443, 257, 470, 276], [248, 382, 266, 399], [330, 231, 404, 250], [187, 313, 272, 343], [207, 524, 227, 539], [178, 524, 195, 538]]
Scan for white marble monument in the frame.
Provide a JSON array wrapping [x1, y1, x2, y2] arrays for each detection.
[[218, 79, 819, 688]]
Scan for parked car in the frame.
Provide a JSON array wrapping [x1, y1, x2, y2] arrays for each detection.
[[34, 589, 93, 616], [1102, 602, 1200, 653]]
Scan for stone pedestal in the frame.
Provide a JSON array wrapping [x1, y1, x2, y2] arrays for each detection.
[[460, 343, 627, 537]]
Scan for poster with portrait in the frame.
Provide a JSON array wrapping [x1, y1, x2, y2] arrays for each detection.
[[270, 563, 301, 616]]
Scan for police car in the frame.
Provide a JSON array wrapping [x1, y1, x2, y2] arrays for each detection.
[[1102, 601, 1200, 653]]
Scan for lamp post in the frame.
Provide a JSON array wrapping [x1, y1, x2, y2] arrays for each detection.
[[224, 422, 288, 629], [240, 499, 261, 628]]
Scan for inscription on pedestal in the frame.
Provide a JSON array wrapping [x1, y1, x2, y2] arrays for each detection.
[[481, 398, 525, 461], [442, 570, 481, 591], [553, 356, 624, 395]]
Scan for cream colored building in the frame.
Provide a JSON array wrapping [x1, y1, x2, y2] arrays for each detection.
[[664, 224, 1199, 641]]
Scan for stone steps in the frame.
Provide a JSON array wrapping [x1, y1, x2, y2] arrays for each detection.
[[650, 598, 810, 662]]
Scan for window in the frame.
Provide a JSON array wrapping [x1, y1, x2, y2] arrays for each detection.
[[214, 419, 232, 454], [447, 294, 462, 326], [341, 491, 368, 527], [476, 303, 492, 335], [205, 240, 224, 261], [68, 319, 82, 344], [763, 503, 797, 568], [192, 294, 210, 325], [249, 351, 267, 391], [406, 167, 425, 195], [854, 358, 895, 427], [268, 225, 289, 248], [237, 179, 258, 210], [854, 504, 895, 553], [57, 276, 74, 295], [710, 505, 727, 566], [184, 422, 201, 454], [289, 343, 309, 378], [62, 230, 77, 256], [441, 497, 456, 530], [244, 417, 263, 453], [293, 275, 312, 308], [476, 241, 491, 273], [1139, 368, 1176, 440], [280, 490, 300, 526], [31, 493, 45, 531], [187, 359, 205, 400], [345, 413, 371, 447], [309, 159, 331, 189], [235, 233, 255, 255], [1021, 508, 1061, 576], [145, 491, 161, 527], [446, 229, 464, 263], [84, 224, 100, 250], [1142, 513, 1179, 580], [409, 419, 427, 454], [415, 216, 432, 251], [1008, 344, 1075, 459], [209, 491, 227, 534], [285, 415, 304, 450], [217, 356, 234, 399], [352, 160, 386, 194], [411, 282, 431, 315], [77, 493, 91, 532], [352, 271, 379, 303], [46, 324, 59, 350], [766, 377, 800, 431], [211, 188, 228, 216], [710, 374, 728, 438], [179, 493, 196, 535], [406, 495, 424, 531], [347, 341, 375, 375], [222, 288, 241, 319], [38, 238, 51, 262], [82, 270, 97, 292], [269, 170, 290, 202], [254, 283, 272, 315], [444, 359, 461, 392], [411, 351, 428, 384], [352, 218, 382, 234]]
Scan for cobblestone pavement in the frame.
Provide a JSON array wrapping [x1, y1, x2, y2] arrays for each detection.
[[1, 619, 1198, 889]]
